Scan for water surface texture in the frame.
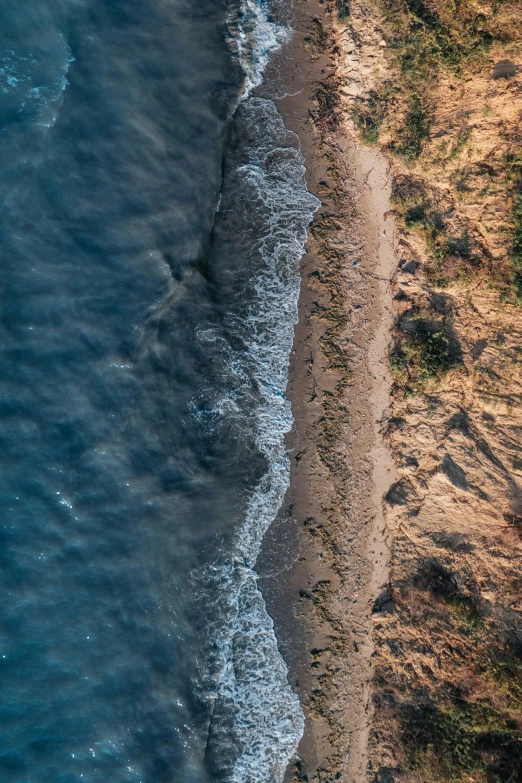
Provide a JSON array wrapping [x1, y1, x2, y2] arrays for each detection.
[[0, 1, 318, 781]]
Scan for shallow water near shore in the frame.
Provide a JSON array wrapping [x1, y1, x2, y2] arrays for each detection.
[[0, 1, 318, 781]]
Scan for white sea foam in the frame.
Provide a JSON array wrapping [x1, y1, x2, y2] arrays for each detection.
[[227, 0, 290, 97], [191, 4, 321, 782], [193, 95, 320, 783], [223, 99, 319, 783]]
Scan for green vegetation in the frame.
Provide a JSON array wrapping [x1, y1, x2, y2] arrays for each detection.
[[413, 559, 484, 631], [394, 95, 430, 159], [343, 0, 522, 295], [390, 311, 461, 389], [443, 231, 472, 260], [343, 0, 522, 774], [382, 0, 495, 79], [399, 698, 522, 783], [449, 592, 484, 632], [352, 90, 388, 144], [392, 172, 426, 208], [409, 319, 455, 375], [337, 0, 350, 20], [392, 179, 445, 269], [480, 642, 522, 708], [348, 0, 513, 162], [394, 561, 522, 783]]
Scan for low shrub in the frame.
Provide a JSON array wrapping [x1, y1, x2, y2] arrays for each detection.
[[399, 698, 522, 783]]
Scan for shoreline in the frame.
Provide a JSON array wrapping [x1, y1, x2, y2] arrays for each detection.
[[258, 0, 522, 780], [258, 2, 398, 781]]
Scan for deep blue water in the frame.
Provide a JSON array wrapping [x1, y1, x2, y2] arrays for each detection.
[[0, 2, 318, 781]]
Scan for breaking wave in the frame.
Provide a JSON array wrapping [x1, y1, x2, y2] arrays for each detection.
[[192, 16, 320, 772], [226, 0, 291, 97]]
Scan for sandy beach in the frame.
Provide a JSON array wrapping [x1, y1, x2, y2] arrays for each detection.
[[260, 0, 522, 780], [258, 2, 398, 779]]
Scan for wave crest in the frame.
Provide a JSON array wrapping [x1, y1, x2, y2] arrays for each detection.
[[227, 0, 290, 97]]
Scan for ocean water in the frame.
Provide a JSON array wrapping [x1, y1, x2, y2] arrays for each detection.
[[0, 1, 319, 782]]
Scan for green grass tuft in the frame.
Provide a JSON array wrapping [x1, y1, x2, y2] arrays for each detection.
[[394, 95, 430, 159], [352, 91, 388, 144]]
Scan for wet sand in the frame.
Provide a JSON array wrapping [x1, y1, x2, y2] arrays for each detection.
[[257, 2, 398, 781]]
